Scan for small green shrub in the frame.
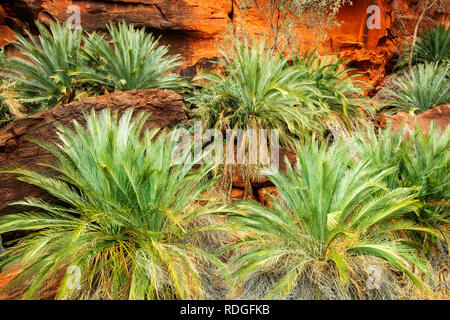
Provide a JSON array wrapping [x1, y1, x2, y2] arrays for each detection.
[[224, 138, 433, 299], [77, 22, 184, 92], [398, 25, 450, 69], [0, 49, 25, 125], [353, 124, 450, 245], [291, 50, 370, 134], [0, 109, 226, 300], [188, 39, 324, 147], [388, 63, 450, 113], [0, 21, 84, 111], [189, 40, 369, 147], [401, 125, 450, 238], [0, 21, 185, 115]]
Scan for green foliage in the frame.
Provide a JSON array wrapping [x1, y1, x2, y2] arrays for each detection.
[[0, 48, 5, 68], [0, 109, 225, 300], [401, 125, 450, 234], [188, 40, 367, 147], [0, 78, 24, 126], [0, 49, 25, 125], [224, 138, 433, 299], [351, 123, 404, 189], [353, 124, 450, 242], [388, 63, 450, 113], [188, 39, 324, 146], [0, 21, 83, 111], [77, 22, 184, 92], [291, 49, 369, 132], [398, 25, 450, 69]]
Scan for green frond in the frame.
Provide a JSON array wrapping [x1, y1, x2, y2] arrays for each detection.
[[227, 136, 431, 299], [397, 25, 450, 69], [388, 63, 450, 113], [0, 108, 224, 300], [76, 22, 184, 92], [353, 123, 449, 241]]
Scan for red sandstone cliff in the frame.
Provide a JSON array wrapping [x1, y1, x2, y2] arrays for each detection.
[[0, 1, 448, 86]]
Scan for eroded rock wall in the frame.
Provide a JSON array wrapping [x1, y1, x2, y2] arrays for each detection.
[[0, 1, 448, 88]]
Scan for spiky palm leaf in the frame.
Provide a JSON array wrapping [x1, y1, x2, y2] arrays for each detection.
[[224, 138, 433, 299], [353, 123, 449, 244], [388, 63, 450, 113], [351, 123, 405, 189], [399, 125, 449, 234], [0, 109, 226, 300], [398, 25, 450, 69], [76, 22, 183, 92], [0, 21, 83, 111], [291, 49, 370, 133], [188, 39, 326, 147]]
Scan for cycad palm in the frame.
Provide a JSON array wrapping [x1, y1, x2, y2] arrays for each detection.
[[0, 109, 225, 300], [292, 50, 369, 133], [188, 39, 324, 147], [226, 138, 432, 299], [388, 63, 450, 113], [398, 25, 450, 68], [413, 25, 450, 66], [400, 125, 450, 230], [351, 123, 404, 189], [77, 22, 183, 92], [0, 21, 82, 110]]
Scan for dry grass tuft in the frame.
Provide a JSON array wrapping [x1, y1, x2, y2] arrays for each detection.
[[230, 255, 433, 300]]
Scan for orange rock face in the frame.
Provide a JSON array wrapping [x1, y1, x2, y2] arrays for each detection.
[[230, 188, 245, 199], [0, 4, 16, 48], [0, 1, 448, 85], [233, 0, 394, 86], [0, 25, 16, 48]]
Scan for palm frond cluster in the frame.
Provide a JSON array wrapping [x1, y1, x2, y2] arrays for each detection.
[[291, 50, 371, 135], [76, 23, 183, 92], [389, 25, 450, 113], [0, 21, 183, 113], [0, 109, 224, 299], [188, 40, 369, 147], [0, 20, 448, 301], [0, 109, 448, 300], [398, 25, 450, 69], [388, 63, 449, 113], [353, 124, 450, 243], [0, 23, 83, 110], [225, 132, 445, 299]]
